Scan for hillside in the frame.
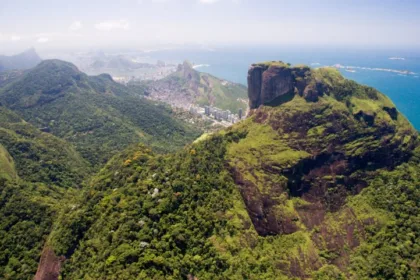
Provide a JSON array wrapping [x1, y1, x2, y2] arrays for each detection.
[[0, 179, 66, 279], [0, 107, 86, 279], [39, 62, 419, 279], [0, 70, 25, 88], [0, 48, 42, 72], [142, 61, 248, 113], [0, 59, 202, 279], [0, 59, 200, 166], [0, 106, 89, 187], [0, 144, 17, 181]]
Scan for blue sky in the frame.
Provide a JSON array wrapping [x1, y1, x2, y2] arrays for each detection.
[[0, 0, 419, 53]]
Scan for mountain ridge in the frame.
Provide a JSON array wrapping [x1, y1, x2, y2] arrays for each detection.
[[0, 59, 200, 166], [0, 58, 202, 279]]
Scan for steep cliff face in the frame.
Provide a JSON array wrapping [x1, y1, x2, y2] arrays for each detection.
[[248, 61, 327, 109], [227, 63, 419, 276], [237, 63, 417, 237]]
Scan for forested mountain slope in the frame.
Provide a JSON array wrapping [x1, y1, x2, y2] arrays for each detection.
[[0, 59, 201, 279], [0, 60, 200, 166], [0, 106, 89, 187], [39, 62, 419, 279]]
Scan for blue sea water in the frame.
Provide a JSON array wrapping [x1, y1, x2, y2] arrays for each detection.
[[148, 46, 420, 130]]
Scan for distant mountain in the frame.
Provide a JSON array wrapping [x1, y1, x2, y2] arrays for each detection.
[[142, 61, 248, 113], [0, 48, 42, 72], [0, 59, 200, 167]]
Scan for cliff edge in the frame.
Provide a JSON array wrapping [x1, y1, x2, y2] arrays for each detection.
[[248, 61, 329, 109]]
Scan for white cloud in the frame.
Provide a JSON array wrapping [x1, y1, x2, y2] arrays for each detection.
[[199, 0, 220, 3], [36, 32, 81, 38], [11, 35, 21, 41], [69, 21, 83, 31], [37, 37, 49, 43], [198, 0, 240, 3], [137, 0, 237, 5], [94, 20, 130, 31], [137, 0, 172, 3]]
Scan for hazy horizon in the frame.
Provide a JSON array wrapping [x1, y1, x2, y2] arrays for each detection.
[[1, 0, 420, 54]]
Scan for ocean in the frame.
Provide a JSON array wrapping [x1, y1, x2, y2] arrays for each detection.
[[148, 46, 420, 130]]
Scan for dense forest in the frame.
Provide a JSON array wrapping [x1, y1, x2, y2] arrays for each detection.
[[0, 60, 201, 279], [0, 60, 200, 168], [0, 60, 419, 279]]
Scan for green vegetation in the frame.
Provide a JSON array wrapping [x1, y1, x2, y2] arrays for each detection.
[[0, 60, 419, 279], [0, 107, 88, 187], [253, 61, 291, 67], [0, 60, 201, 278], [0, 60, 200, 167], [47, 117, 420, 278], [0, 179, 66, 279], [0, 144, 16, 181], [49, 140, 240, 279], [349, 161, 420, 279], [196, 73, 248, 113]]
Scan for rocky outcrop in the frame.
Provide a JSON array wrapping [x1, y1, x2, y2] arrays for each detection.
[[247, 61, 324, 109], [247, 64, 267, 109], [231, 167, 299, 236], [34, 247, 64, 280], [234, 61, 419, 239]]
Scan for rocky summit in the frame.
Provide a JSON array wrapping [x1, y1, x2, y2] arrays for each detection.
[[241, 61, 417, 236], [248, 61, 334, 108]]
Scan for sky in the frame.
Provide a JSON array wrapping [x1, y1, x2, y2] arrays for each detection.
[[1, 0, 420, 54]]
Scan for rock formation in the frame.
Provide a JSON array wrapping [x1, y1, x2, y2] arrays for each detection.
[[236, 62, 418, 237], [34, 247, 64, 280], [248, 61, 326, 109]]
